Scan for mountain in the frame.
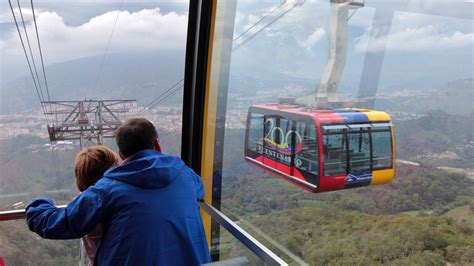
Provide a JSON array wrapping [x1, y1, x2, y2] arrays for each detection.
[[0, 51, 185, 114], [394, 110, 473, 168], [408, 79, 472, 115], [2, 47, 471, 116], [376, 78, 473, 116]]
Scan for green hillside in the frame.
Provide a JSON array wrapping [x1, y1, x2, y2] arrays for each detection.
[[247, 208, 474, 265], [0, 220, 79, 265], [395, 111, 473, 168]]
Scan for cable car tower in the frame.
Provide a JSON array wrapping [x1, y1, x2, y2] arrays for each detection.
[[44, 100, 136, 149], [294, 0, 364, 108]]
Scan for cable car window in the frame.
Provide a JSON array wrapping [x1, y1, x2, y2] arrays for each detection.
[[0, 0, 190, 263], [371, 130, 393, 170], [323, 127, 347, 176], [277, 117, 292, 166], [294, 121, 318, 175], [261, 116, 291, 166], [276, 117, 289, 147], [371, 123, 392, 128], [348, 124, 371, 130], [248, 113, 264, 154], [264, 116, 276, 140], [322, 125, 349, 131], [202, 0, 473, 263], [347, 127, 371, 173]]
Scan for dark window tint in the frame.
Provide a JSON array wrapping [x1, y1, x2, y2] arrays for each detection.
[[264, 116, 276, 141], [372, 130, 393, 169], [248, 113, 264, 154], [348, 127, 371, 173], [323, 125, 348, 176], [295, 121, 318, 175], [275, 118, 290, 146]]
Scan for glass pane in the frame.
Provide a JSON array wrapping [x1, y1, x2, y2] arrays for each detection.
[[0, 2, 189, 195], [295, 121, 318, 175], [248, 113, 264, 153], [207, 0, 473, 265], [213, 221, 265, 265], [264, 116, 276, 141], [371, 130, 392, 169], [0, 220, 79, 265], [262, 116, 293, 166], [0, 0, 189, 262], [275, 117, 288, 147], [348, 130, 371, 173], [323, 130, 347, 176]]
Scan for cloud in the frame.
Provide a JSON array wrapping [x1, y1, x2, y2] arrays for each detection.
[[298, 27, 325, 50], [0, 8, 188, 64], [0, 8, 33, 23], [355, 26, 474, 53], [355, 11, 474, 53]]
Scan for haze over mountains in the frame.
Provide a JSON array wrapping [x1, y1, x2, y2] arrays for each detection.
[[376, 78, 473, 116], [0, 49, 472, 115], [402, 79, 473, 115], [0, 51, 185, 114]]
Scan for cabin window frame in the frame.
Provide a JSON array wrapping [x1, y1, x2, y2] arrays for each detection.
[[321, 122, 393, 176], [370, 123, 394, 170], [294, 120, 319, 176], [322, 125, 349, 176], [347, 124, 372, 174]]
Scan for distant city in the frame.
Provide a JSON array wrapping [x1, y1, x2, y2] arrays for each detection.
[[0, 88, 431, 150]]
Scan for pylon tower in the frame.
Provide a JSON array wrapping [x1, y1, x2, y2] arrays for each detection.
[[43, 99, 136, 149]]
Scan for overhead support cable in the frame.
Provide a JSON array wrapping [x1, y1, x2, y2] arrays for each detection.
[[233, 2, 300, 51], [147, 84, 183, 110], [141, 79, 184, 111], [31, 0, 51, 106], [232, 0, 286, 44], [144, 79, 184, 109], [93, 0, 125, 88], [16, 0, 45, 102], [8, 0, 47, 118], [143, 0, 304, 111]]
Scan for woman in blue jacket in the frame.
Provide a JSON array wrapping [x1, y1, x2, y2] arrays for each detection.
[[26, 118, 211, 265]]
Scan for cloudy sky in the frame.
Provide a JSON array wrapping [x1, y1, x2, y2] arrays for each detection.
[[230, 0, 473, 91], [0, 0, 472, 90], [0, 1, 189, 81]]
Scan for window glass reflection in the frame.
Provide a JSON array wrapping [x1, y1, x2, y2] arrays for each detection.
[[323, 129, 347, 176], [371, 130, 392, 170], [216, 0, 473, 264], [348, 128, 371, 173]]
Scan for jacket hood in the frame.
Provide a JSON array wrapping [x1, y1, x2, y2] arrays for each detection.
[[104, 149, 185, 189]]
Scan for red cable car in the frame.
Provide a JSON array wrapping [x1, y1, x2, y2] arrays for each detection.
[[244, 104, 395, 193]]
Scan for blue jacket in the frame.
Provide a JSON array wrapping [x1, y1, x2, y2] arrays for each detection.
[[26, 149, 211, 265]]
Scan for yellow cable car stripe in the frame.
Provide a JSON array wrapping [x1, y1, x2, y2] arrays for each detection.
[[364, 110, 392, 121], [371, 168, 395, 185]]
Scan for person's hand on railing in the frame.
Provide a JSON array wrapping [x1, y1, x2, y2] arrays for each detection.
[[11, 201, 26, 209]]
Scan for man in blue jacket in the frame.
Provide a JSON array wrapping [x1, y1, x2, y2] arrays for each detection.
[[26, 118, 211, 265]]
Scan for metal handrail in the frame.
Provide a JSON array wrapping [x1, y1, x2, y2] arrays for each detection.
[[0, 205, 67, 221], [0, 208, 28, 221], [199, 202, 288, 266], [0, 203, 287, 265]]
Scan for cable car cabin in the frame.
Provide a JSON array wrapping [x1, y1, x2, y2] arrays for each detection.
[[244, 104, 395, 193]]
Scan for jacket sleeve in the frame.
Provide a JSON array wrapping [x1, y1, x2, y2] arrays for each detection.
[[189, 168, 205, 201], [26, 186, 106, 239]]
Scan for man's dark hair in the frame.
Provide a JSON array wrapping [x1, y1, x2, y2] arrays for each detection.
[[115, 118, 158, 158]]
